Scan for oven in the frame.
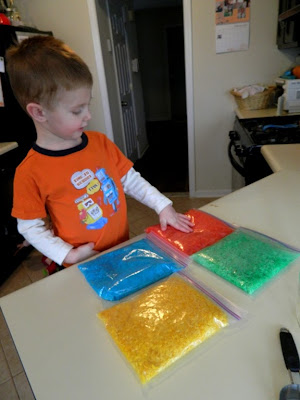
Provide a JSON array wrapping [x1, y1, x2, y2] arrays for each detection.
[[228, 115, 300, 187]]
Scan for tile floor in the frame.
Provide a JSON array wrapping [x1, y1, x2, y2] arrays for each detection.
[[0, 194, 217, 399]]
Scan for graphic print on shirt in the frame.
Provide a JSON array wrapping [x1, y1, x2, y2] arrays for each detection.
[[71, 168, 120, 230], [95, 168, 119, 212]]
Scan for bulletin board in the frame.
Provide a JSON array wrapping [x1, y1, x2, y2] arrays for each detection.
[[215, 0, 251, 54]]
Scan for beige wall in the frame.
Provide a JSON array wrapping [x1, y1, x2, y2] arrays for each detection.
[[15, 0, 106, 135], [14, 0, 298, 195], [191, 0, 297, 196]]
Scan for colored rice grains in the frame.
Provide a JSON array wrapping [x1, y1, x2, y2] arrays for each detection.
[[78, 238, 182, 301], [98, 275, 228, 384], [192, 229, 300, 294], [146, 209, 234, 256]]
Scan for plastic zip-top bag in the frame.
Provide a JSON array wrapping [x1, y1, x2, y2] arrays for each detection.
[[98, 273, 243, 384], [78, 238, 187, 301], [145, 209, 234, 256], [192, 228, 300, 294]]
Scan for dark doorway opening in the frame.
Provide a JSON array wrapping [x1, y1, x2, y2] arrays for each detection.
[[134, 120, 188, 192], [133, 3, 188, 192], [167, 25, 187, 121]]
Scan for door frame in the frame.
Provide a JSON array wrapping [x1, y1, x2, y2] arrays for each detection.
[[87, 0, 195, 196]]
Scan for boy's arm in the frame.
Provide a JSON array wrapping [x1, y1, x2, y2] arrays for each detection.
[[121, 168, 193, 233], [17, 218, 73, 265], [121, 167, 172, 214], [17, 219, 97, 265]]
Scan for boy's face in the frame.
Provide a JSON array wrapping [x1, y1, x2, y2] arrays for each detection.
[[42, 86, 92, 145]]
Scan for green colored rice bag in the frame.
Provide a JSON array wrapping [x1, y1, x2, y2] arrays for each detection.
[[192, 229, 300, 294]]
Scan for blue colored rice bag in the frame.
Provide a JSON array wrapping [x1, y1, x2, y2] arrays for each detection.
[[78, 238, 183, 301]]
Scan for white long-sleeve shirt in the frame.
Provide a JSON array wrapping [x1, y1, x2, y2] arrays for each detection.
[[17, 168, 172, 265]]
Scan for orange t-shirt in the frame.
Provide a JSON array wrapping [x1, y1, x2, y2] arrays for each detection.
[[12, 131, 133, 252]]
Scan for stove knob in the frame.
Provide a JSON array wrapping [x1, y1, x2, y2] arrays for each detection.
[[229, 130, 240, 140]]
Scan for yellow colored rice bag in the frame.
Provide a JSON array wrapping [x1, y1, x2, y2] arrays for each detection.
[[98, 275, 228, 384]]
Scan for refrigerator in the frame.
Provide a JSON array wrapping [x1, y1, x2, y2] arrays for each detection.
[[0, 24, 52, 284]]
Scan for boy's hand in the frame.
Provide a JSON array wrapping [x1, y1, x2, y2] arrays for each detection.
[[63, 242, 98, 264], [159, 205, 194, 233]]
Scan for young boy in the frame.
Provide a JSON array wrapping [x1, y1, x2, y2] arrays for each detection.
[[6, 35, 193, 268]]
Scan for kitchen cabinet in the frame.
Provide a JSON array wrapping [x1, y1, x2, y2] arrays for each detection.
[[277, 0, 300, 49], [0, 25, 52, 163], [0, 25, 52, 285], [0, 145, 33, 285]]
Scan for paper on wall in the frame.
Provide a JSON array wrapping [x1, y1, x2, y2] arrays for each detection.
[[215, 1, 251, 54], [216, 22, 250, 54]]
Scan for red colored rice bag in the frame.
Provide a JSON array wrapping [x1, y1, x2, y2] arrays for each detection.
[[145, 209, 234, 256]]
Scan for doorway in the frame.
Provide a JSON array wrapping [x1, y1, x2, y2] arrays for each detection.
[[132, 2, 189, 192]]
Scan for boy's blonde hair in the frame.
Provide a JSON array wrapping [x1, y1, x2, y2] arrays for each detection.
[[6, 35, 93, 111]]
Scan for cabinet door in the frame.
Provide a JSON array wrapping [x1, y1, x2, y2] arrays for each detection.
[[0, 25, 52, 164], [277, 0, 300, 49]]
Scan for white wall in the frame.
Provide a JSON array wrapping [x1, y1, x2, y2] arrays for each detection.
[[14, 0, 107, 136], [191, 0, 297, 196]]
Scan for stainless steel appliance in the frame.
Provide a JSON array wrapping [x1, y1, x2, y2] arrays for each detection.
[[228, 115, 300, 187], [282, 79, 300, 113]]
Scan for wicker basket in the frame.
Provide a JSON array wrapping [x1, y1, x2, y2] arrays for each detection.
[[230, 86, 275, 110]]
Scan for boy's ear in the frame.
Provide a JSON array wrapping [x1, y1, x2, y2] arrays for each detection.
[[26, 103, 47, 122]]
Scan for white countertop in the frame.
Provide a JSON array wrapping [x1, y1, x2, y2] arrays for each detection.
[[261, 143, 300, 172], [1, 170, 300, 400], [0, 142, 18, 155], [235, 107, 300, 119]]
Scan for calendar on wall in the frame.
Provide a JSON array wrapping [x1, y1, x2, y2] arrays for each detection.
[[215, 1, 251, 54]]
